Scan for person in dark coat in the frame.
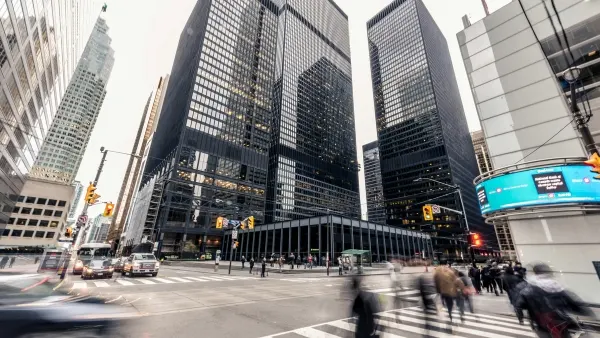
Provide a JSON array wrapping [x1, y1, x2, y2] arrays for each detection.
[[481, 264, 492, 293], [503, 267, 526, 324], [514, 262, 527, 279], [516, 263, 594, 337], [350, 276, 378, 338], [8, 256, 15, 268], [490, 262, 502, 295], [261, 256, 266, 278], [0, 256, 8, 269], [249, 257, 254, 274], [469, 266, 482, 294]]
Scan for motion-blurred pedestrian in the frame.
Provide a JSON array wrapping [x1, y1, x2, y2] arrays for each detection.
[[261, 256, 266, 277], [434, 266, 465, 323], [0, 256, 7, 269], [491, 262, 503, 295], [8, 256, 15, 268], [514, 262, 527, 279], [249, 257, 254, 274], [350, 276, 379, 338], [469, 265, 482, 294], [458, 271, 475, 313], [503, 267, 525, 324], [516, 263, 594, 337], [241, 255, 246, 269]]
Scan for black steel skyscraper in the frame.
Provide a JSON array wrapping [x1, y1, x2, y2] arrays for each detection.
[[367, 0, 484, 259], [266, 0, 359, 222], [139, 0, 358, 256], [362, 141, 386, 224]]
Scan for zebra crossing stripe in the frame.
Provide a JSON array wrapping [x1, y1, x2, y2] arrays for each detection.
[[202, 276, 231, 281], [400, 308, 526, 330], [382, 290, 420, 297], [372, 316, 467, 338], [136, 279, 156, 285], [183, 277, 208, 282], [293, 327, 340, 337], [93, 281, 110, 288], [152, 277, 174, 283], [444, 308, 520, 324], [115, 279, 134, 286], [72, 282, 87, 289], [169, 277, 192, 283]]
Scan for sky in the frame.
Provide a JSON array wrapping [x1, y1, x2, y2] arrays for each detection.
[[74, 0, 511, 219]]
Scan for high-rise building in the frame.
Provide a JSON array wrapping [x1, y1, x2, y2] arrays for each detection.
[[29, 18, 114, 184], [68, 180, 83, 219], [470, 130, 491, 175], [86, 214, 110, 244], [0, 0, 99, 233], [367, 0, 484, 260], [265, 0, 359, 222], [108, 75, 169, 248], [362, 141, 385, 224]]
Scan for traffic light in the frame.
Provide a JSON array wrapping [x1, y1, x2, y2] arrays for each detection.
[[64, 227, 72, 238], [216, 216, 223, 229], [102, 202, 115, 217], [468, 233, 482, 247], [584, 152, 600, 179], [422, 205, 433, 221], [234, 240, 239, 249], [85, 183, 100, 205], [247, 216, 254, 229]]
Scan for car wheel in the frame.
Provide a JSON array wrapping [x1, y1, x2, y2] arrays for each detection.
[[108, 274, 113, 279], [152, 273, 157, 277]]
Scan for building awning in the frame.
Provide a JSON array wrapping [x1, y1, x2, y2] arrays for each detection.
[[341, 249, 370, 255]]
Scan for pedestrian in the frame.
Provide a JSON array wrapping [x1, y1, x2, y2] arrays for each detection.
[[458, 271, 475, 313], [338, 256, 343, 276], [516, 263, 594, 336], [289, 253, 295, 270], [296, 254, 300, 269], [350, 276, 379, 338], [514, 262, 527, 279], [0, 256, 7, 269], [241, 255, 246, 269], [469, 265, 482, 294], [9, 256, 15, 268], [490, 262, 502, 295], [261, 256, 266, 278], [434, 266, 465, 323], [304, 256, 307, 269], [249, 257, 254, 274], [308, 255, 313, 270], [482, 263, 493, 294], [502, 267, 526, 324], [270, 255, 274, 267]]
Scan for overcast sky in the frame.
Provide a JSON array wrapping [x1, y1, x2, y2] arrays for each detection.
[[74, 0, 511, 219]]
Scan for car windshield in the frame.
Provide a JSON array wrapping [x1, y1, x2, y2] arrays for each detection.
[[89, 260, 110, 268], [134, 254, 156, 260]]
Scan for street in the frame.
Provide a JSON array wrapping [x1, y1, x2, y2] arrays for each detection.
[[56, 266, 550, 338]]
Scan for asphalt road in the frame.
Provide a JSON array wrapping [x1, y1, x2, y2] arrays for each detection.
[[55, 266, 561, 338]]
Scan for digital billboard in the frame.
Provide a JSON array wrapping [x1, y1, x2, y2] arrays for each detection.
[[475, 165, 600, 214]]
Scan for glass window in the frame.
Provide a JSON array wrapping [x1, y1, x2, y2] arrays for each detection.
[[11, 230, 22, 237], [8, 217, 15, 224], [57, 200, 66, 207], [23, 230, 34, 237], [32, 208, 42, 215], [47, 199, 57, 206], [43, 209, 53, 216], [45, 232, 55, 239], [2, 229, 10, 236], [53, 210, 62, 217], [39, 220, 48, 227], [16, 218, 27, 225], [34, 231, 44, 238], [49, 221, 58, 227], [36, 198, 47, 205], [25, 196, 35, 203], [17, 196, 25, 202], [27, 219, 38, 226], [21, 207, 32, 214]]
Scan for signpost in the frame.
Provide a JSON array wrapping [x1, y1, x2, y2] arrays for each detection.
[[431, 204, 441, 214], [232, 230, 238, 240]]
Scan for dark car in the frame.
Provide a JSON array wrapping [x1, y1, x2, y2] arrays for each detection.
[[0, 273, 139, 336], [111, 258, 124, 272], [82, 259, 114, 279]]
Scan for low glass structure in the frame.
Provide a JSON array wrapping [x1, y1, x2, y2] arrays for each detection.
[[222, 215, 433, 264]]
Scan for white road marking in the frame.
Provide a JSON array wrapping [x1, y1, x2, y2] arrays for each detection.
[[136, 279, 156, 285], [152, 277, 174, 283], [72, 282, 87, 289], [293, 327, 340, 337], [182, 277, 209, 282], [115, 279, 134, 286], [168, 277, 192, 283], [93, 281, 110, 288]]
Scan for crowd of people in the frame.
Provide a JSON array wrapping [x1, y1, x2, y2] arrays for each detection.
[[350, 260, 595, 338]]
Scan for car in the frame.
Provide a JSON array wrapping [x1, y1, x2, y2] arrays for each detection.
[[122, 253, 159, 277], [81, 259, 114, 279], [111, 258, 124, 272]]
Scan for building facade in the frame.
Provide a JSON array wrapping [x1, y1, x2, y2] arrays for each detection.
[[265, 0, 360, 222], [471, 130, 492, 175], [108, 75, 169, 248], [362, 141, 385, 224], [457, 0, 600, 303], [29, 18, 114, 184], [68, 180, 83, 219], [0, 0, 98, 233], [86, 214, 110, 244], [223, 215, 433, 264], [367, 0, 484, 260], [0, 178, 72, 247]]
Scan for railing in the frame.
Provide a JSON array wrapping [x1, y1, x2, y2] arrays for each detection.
[[473, 156, 587, 185]]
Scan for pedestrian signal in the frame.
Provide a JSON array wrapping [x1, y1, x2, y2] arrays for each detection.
[[64, 227, 73, 238], [103, 202, 115, 217], [247, 216, 254, 229], [469, 233, 482, 247], [216, 216, 223, 229], [422, 205, 433, 221], [584, 152, 600, 179]]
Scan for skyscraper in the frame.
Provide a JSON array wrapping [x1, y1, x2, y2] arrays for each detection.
[[30, 17, 114, 184], [68, 180, 83, 219], [0, 0, 98, 233], [368, 0, 484, 259], [108, 75, 169, 248], [265, 0, 359, 222], [362, 141, 385, 224], [470, 130, 491, 176], [140, 0, 280, 254]]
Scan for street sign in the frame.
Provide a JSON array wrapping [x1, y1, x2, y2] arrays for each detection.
[[222, 218, 229, 228], [232, 243, 236, 249], [432, 204, 441, 214], [232, 230, 238, 240], [78, 215, 88, 224]]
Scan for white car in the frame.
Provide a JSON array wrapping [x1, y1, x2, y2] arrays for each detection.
[[121, 253, 159, 277]]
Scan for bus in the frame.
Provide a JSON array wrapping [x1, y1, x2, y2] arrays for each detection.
[[72, 243, 111, 275]]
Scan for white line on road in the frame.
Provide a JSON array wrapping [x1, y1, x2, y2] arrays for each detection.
[[183, 277, 208, 282], [136, 279, 156, 285], [293, 327, 340, 337], [169, 277, 192, 283], [152, 277, 174, 283], [105, 295, 123, 304], [115, 279, 134, 286], [93, 281, 110, 288], [72, 282, 87, 289]]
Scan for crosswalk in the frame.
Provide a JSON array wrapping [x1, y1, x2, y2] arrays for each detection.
[[364, 287, 436, 303], [70, 275, 258, 289], [262, 306, 533, 338]]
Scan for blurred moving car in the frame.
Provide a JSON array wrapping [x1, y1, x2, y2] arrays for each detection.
[[122, 253, 159, 277], [82, 260, 114, 279], [111, 258, 124, 272], [0, 273, 139, 336]]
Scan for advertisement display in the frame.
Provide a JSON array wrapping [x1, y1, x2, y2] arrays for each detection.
[[475, 165, 600, 214]]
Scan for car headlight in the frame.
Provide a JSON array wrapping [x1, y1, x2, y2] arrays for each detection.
[[108, 267, 114, 272], [133, 263, 140, 269], [75, 260, 83, 268], [155, 262, 160, 269]]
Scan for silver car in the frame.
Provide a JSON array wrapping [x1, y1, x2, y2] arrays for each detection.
[[121, 253, 159, 277]]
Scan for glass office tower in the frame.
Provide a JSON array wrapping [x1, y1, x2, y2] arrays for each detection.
[[0, 0, 97, 232], [266, 0, 360, 222], [362, 141, 386, 224], [142, 0, 279, 255], [368, 0, 484, 260]]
